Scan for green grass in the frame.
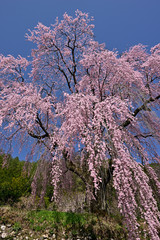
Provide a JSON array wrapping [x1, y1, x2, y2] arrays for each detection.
[[13, 221, 22, 233], [28, 210, 90, 228], [2, 205, 152, 239], [27, 209, 127, 239]]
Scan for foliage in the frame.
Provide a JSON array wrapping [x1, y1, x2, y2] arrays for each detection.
[[0, 154, 55, 206], [0, 10, 160, 239], [0, 154, 31, 204]]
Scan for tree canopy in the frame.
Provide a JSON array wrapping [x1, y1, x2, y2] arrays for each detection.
[[0, 10, 160, 239]]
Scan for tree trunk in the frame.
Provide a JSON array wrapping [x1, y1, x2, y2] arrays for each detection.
[[63, 152, 114, 213]]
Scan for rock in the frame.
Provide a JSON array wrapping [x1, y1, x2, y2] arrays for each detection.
[[0, 206, 11, 214], [1, 225, 6, 231], [1, 232, 7, 238], [42, 234, 48, 238], [10, 231, 16, 236], [25, 237, 29, 240], [52, 234, 56, 239], [7, 224, 12, 227]]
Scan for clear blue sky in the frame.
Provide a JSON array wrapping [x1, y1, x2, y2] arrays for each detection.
[[0, 0, 160, 159], [1, 0, 160, 56]]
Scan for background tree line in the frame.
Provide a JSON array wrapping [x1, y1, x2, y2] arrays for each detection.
[[0, 152, 159, 214], [0, 153, 85, 208], [0, 153, 32, 204]]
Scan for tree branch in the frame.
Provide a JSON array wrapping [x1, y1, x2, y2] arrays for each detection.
[[28, 131, 49, 139], [36, 113, 50, 138], [134, 133, 154, 139], [122, 94, 160, 128]]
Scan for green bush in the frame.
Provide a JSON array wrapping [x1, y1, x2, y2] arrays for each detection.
[[0, 153, 55, 207], [0, 154, 31, 204]]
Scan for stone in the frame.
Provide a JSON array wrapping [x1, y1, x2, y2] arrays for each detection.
[[10, 231, 16, 236], [42, 234, 48, 238], [1, 232, 7, 238], [1, 225, 6, 231], [7, 224, 12, 227]]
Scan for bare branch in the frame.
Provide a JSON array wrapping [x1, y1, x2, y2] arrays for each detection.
[[122, 94, 160, 128]]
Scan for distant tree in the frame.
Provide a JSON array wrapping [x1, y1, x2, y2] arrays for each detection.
[[0, 10, 160, 239], [0, 154, 31, 203]]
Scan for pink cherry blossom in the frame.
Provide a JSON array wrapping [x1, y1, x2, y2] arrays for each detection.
[[0, 10, 160, 240]]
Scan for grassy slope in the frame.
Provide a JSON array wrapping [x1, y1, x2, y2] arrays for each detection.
[[0, 205, 127, 240]]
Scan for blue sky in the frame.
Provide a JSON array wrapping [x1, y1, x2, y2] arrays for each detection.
[[1, 0, 160, 57], [0, 0, 160, 160]]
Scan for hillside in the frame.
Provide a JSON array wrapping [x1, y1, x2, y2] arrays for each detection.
[[0, 154, 160, 239]]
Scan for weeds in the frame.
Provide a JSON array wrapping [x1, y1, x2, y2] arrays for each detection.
[[13, 221, 22, 233]]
